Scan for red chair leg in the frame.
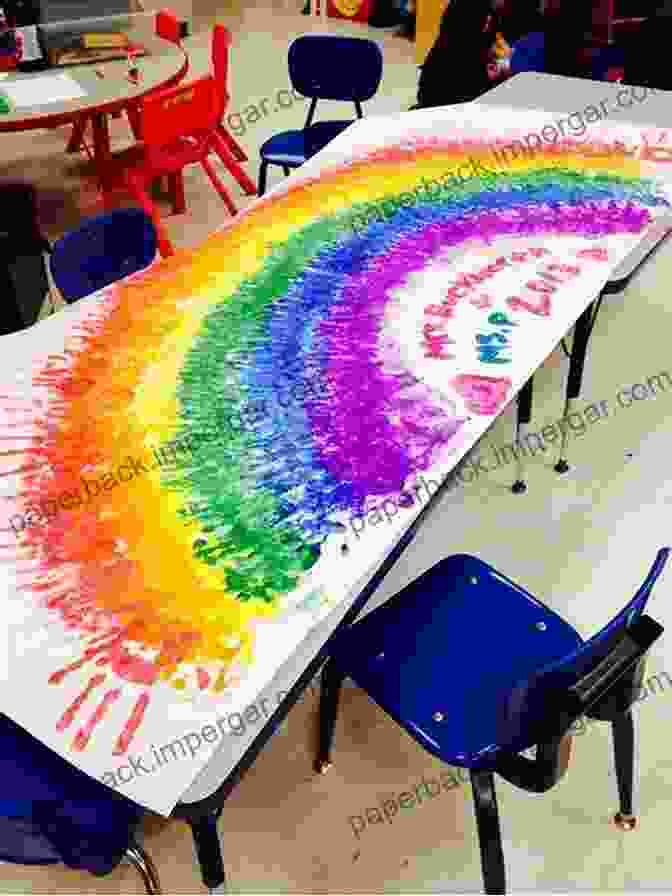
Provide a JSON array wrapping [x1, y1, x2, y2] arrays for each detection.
[[66, 117, 88, 153], [219, 125, 247, 162], [125, 104, 143, 141], [212, 130, 257, 196], [170, 171, 186, 215], [126, 178, 175, 257], [200, 157, 238, 216]]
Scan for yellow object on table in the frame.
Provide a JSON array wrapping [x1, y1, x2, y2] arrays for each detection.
[[82, 32, 129, 50]]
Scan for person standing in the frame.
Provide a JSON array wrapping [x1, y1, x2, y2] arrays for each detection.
[[415, 0, 502, 109]]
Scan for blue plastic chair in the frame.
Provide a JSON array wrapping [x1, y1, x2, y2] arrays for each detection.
[[0, 713, 160, 891], [509, 31, 545, 74], [257, 35, 383, 196], [50, 208, 158, 304], [315, 549, 669, 894]]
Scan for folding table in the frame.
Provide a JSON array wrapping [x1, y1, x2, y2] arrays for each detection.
[[1, 98, 672, 894], [478, 72, 672, 486]]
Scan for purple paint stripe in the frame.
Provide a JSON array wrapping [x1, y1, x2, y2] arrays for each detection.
[[306, 202, 651, 496]]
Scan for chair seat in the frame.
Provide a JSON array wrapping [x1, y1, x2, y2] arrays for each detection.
[[329, 554, 583, 769], [260, 120, 354, 165], [107, 135, 212, 187]]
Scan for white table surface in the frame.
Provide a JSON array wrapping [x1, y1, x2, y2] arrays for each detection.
[[3, 98, 672, 814], [476, 73, 672, 278]]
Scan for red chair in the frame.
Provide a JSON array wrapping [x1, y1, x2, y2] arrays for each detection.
[[101, 75, 239, 257], [211, 24, 256, 196], [65, 9, 188, 161]]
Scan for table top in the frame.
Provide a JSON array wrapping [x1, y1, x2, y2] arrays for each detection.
[[477, 73, 672, 277], [481, 71, 672, 128], [0, 28, 186, 130], [3, 101, 672, 816]]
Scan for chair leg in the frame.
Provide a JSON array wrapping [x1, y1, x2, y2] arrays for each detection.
[[126, 104, 143, 141], [258, 161, 270, 197], [66, 117, 88, 153], [612, 710, 637, 830], [314, 658, 346, 774], [170, 172, 186, 215], [188, 813, 227, 892], [219, 126, 248, 162], [200, 158, 238, 217], [125, 841, 162, 894], [126, 179, 175, 257], [214, 127, 256, 194], [281, 165, 291, 177], [470, 770, 506, 895]]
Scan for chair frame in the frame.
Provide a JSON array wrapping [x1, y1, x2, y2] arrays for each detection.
[[314, 582, 664, 894], [125, 838, 162, 894], [258, 34, 381, 195], [101, 75, 238, 256]]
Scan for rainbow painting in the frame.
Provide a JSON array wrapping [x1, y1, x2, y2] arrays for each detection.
[[1, 104, 671, 812]]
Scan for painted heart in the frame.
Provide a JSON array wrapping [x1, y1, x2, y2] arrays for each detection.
[[450, 374, 513, 416]]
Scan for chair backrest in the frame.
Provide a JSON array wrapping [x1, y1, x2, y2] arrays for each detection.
[[49, 208, 157, 303], [155, 8, 187, 44], [288, 35, 383, 102], [499, 548, 670, 751], [211, 23, 232, 108], [139, 75, 222, 163]]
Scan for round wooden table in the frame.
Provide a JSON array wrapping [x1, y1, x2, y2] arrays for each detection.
[[0, 29, 188, 190]]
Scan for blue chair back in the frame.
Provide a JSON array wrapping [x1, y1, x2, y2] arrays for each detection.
[[591, 44, 625, 80], [499, 548, 670, 751], [288, 35, 383, 103], [509, 31, 545, 75], [50, 208, 157, 303]]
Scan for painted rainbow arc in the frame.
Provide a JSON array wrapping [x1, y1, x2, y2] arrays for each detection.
[[3, 135, 668, 754]]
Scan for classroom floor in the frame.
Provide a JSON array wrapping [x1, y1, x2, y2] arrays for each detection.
[[2, 2, 672, 892]]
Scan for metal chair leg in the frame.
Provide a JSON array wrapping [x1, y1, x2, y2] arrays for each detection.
[[125, 841, 162, 894], [258, 160, 269, 197], [612, 710, 637, 830], [189, 813, 227, 892], [511, 376, 534, 495], [281, 165, 291, 177], [470, 770, 506, 894], [555, 298, 598, 474], [314, 658, 346, 774]]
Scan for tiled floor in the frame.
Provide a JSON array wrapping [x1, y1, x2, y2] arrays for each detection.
[[2, 3, 672, 892]]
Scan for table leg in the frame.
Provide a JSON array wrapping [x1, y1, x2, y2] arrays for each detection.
[[189, 813, 227, 891], [555, 298, 599, 474], [66, 115, 88, 153], [89, 111, 114, 202], [511, 376, 534, 494]]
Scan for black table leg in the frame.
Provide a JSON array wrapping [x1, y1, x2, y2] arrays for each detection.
[[555, 298, 598, 474], [511, 376, 534, 494], [189, 813, 226, 891]]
